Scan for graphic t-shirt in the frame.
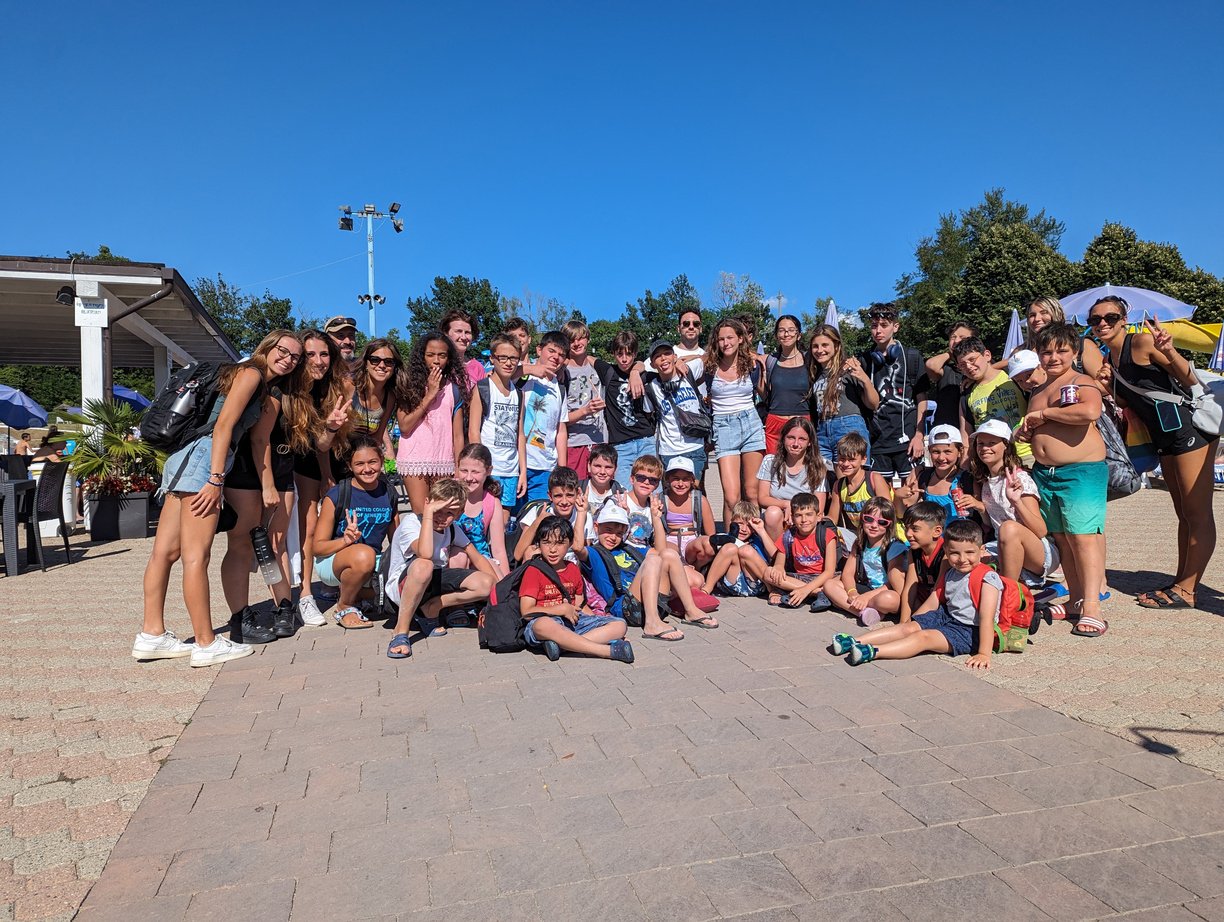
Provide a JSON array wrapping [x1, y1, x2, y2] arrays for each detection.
[[784, 528, 827, 575], [964, 371, 1030, 460], [624, 494, 654, 551], [858, 344, 927, 446], [943, 566, 1003, 627], [564, 361, 607, 448], [479, 378, 521, 477], [809, 371, 864, 421], [645, 359, 706, 456], [595, 359, 655, 443], [521, 376, 565, 470], [520, 561, 584, 609], [325, 481, 394, 549]]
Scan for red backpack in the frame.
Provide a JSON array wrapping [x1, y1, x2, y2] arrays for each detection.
[[938, 563, 1034, 653]]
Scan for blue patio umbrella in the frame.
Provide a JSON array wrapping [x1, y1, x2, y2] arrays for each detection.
[[113, 385, 151, 411], [1061, 284, 1196, 324], [0, 385, 47, 430]]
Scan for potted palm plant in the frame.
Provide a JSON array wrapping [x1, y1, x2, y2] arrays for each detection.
[[60, 400, 163, 541]]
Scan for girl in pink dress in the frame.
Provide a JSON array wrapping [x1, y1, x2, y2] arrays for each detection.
[[396, 333, 469, 514]]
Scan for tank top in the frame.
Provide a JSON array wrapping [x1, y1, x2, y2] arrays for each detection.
[[352, 388, 386, 435], [396, 383, 458, 476], [918, 468, 971, 525], [709, 372, 756, 414], [456, 492, 496, 557], [767, 361, 810, 417], [478, 378, 522, 477], [1116, 333, 1189, 436], [836, 475, 877, 530]]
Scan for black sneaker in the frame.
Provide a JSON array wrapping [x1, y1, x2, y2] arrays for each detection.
[[273, 600, 297, 638], [230, 607, 277, 644], [542, 640, 561, 662]]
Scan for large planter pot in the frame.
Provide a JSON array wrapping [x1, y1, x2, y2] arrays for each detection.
[[86, 491, 152, 541]]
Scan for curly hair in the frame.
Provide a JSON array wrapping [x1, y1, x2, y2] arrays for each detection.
[[301, 329, 350, 457], [808, 324, 846, 421], [248, 329, 319, 454], [397, 332, 470, 411], [703, 317, 754, 380], [772, 417, 827, 495]]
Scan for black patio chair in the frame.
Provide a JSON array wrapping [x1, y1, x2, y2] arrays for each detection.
[[15, 461, 73, 570], [0, 454, 30, 480]]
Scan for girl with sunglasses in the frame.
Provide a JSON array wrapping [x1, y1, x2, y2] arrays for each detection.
[[1090, 297, 1217, 610], [823, 496, 907, 626], [351, 339, 403, 455]]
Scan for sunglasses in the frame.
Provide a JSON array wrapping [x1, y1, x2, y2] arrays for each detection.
[[861, 514, 893, 527], [1088, 313, 1123, 327], [680, 320, 701, 328], [633, 474, 660, 484], [366, 355, 396, 368]]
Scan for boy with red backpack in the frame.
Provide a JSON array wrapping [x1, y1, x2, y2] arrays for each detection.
[[831, 518, 1036, 670]]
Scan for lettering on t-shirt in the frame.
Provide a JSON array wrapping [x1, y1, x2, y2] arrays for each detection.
[[787, 529, 825, 575]]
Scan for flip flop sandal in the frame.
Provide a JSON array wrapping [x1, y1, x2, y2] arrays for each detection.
[[767, 594, 782, 607], [641, 628, 685, 642], [386, 633, 412, 658], [335, 607, 373, 630], [1070, 615, 1109, 638], [1136, 585, 1176, 604], [1137, 587, 1193, 609], [685, 616, 719, 630]]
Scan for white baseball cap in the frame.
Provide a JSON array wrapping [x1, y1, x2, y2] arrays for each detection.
[[596, 504, 630, 526], [972, 419, 1015, 441], [665, 456, 695, 475], [928, 424, 963, 446], [1007, 350, 1040, 378]]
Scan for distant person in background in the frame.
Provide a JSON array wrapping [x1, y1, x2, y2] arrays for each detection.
[[675, 308, 705, 362], [324, 315, 359, 365], [923, 321, 977, 432], [32, 427, 64, 461], [14, 432, 32, 456]]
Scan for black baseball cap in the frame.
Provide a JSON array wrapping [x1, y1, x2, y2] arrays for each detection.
[[649, 339, 674, 357]]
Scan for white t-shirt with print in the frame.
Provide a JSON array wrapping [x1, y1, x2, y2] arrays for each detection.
[[521, 376, 565, 471], [647, 358, 706, 457], [981, 468, 1038, 533]]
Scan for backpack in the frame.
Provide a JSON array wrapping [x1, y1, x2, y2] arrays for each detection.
[[584, 543, 646, 625], [781, 519, 842, 574], [938, 563, 1035, 654], [477, 559, 572, 654], [506, 499, 550, 565], [142, 362, 226, 452]]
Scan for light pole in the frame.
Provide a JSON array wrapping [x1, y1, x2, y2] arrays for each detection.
[[337, 202, 404, 337]]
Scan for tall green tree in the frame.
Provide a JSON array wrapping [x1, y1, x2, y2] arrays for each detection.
[[405, 275, 504, 353], [624, 274, 702, 347], [895, 188, 1066, 355], [194, 274, 295, 355], [65, 245, 131, 264], [712, 272, 774, 350]]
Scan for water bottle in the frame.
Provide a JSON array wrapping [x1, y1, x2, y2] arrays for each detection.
[[250, 525, 280, 585], [170, 381, 198, 417]]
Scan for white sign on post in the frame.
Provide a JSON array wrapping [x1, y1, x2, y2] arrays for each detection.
[[75, 297, 109, 327]]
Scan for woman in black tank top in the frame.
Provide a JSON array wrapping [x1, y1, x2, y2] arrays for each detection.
[[1091, 296, 1216, 609]]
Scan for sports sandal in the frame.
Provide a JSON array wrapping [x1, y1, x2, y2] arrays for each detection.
[[1071, 615, 1109, 637], [335, 607, 373, 629], [387, 633, 412, 658], [1136, 585, 1175, 604], [1137, 586, 1193, 609]]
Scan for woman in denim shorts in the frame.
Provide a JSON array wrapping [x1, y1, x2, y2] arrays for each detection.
[[705, 318, 767, 528], [807, 324, 877, 465]]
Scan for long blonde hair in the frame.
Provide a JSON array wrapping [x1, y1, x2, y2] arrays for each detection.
[[808, 323, 845, 421], [703, 318, 754, 380], [1025, 296, 1066, 346]]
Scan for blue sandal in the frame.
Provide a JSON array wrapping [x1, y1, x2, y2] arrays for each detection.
[[387, 633, 412, 658]]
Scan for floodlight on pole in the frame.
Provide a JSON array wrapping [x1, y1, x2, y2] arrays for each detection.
[[334, 199, 405, 337]]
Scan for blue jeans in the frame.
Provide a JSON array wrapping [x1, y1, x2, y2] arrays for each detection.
[[614, 436, 656, 487], [659, 445, 708, 483], [816, 414, 870, 464]]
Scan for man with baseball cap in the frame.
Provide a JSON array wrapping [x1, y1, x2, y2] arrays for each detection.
[[324, 316, 358, 363]]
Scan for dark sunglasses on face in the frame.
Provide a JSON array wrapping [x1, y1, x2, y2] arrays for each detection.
[[634, 474, 660, 484], [680, 320, 701, 328], [862, 514, 892, 527], [366, 355, 396, 368], [1088, 313, 1122, 327]]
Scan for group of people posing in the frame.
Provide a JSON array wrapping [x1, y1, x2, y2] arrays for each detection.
[[132, 292, 1217, 670]]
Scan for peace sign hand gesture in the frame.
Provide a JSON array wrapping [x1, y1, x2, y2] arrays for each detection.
[[342, 510, 362, 545], [1146, 316, 1176, 356], [326, 396, 349, 431]]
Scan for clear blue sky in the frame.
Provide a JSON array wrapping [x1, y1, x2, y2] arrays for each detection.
[[4, 1, 1222, 333]]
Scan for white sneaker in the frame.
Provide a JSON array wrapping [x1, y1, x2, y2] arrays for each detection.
[[190, 636, 254, 668], [131, 630, 193, 660], [299, 595, 326, 627]]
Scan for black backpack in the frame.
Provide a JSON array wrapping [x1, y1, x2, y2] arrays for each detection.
[[142, 362, 225, 452], [477, 559, 571, 653], [506, 499, 550, 566], [781, 518, 843, 573]]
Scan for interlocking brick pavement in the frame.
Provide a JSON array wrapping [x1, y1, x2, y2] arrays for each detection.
[[2, 488, 1221, 920]]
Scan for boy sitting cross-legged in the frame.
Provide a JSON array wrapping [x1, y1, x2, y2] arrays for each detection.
[[763, 492, 841, 612], [833, 518, 1032, 671], [899, 501, 946, 623], [521, 514, 634, 663], [704, 501, 774, 599], [385, 478, 498, 659], [584, 502, 711, 643]]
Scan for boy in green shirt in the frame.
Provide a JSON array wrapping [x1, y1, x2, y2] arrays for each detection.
[[953, 337, 1030, 464]]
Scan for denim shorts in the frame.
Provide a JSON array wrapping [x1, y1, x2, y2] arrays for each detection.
[[614, 436, 656, 487], [914, 605, 978, 657], [713, 409, 767, 460], [160, 436, 231, 496], [523, 613, 620, 646], [816, 414, 870, 464]]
